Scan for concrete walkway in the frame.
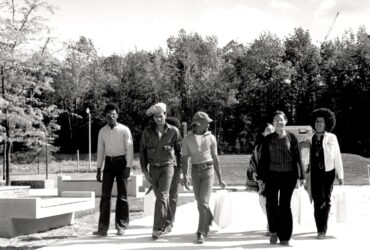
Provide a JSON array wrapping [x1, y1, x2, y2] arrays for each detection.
[[41, 185, 370, 249]]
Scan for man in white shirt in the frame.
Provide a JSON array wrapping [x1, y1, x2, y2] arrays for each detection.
[[93, 103, 133, 237]]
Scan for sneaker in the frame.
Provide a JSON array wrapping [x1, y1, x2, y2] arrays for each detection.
[[152, 230, 162, 240], [280, 240, 289, 246], [197, 233, 205, 244], [316, 232, 326, 239], [162, 225, 172, 234], [92, 230, 107, 237], [117, 229, 125, 235], [269, 232, 278, 244]]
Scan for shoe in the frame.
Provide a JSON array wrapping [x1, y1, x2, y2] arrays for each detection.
[[197, 233, 205, 244], [92, 230, 107, 237], [162, 225, 172, 234], [280, 240, 289, 246], [269, 232, 277, 244], [316, 232, 326, 239], [152, 230, 162, 240], [117, 229, 125, 235]]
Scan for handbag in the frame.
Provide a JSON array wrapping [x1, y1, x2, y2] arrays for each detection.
[[143, 188, 156, 216], [213, 190, 233, 228], [333, 186, 348, 223]]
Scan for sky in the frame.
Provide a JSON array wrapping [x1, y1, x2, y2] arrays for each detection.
[[46, 0, 370, 57]]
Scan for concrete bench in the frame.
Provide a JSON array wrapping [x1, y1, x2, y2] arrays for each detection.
[[57, 175, 143, 198], [0, 191, 95, 238], [11, 179, 55, 189]]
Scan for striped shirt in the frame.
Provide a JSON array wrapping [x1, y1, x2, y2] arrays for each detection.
[[268, 133, 293, 172], [97, 123, 134, 169]]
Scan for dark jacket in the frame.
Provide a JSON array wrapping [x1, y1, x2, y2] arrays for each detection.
[[257, 131, 304, 182]]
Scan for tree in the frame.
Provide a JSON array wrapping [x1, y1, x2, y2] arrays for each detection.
[[283, 28, 322, 123], [0, 0, 58, 184], [50, 36, 98, 153]]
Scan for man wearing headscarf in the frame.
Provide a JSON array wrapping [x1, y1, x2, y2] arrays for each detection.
[[139, 103, 182, 240]]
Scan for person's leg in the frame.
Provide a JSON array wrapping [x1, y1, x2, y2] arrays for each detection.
[[115, 159, 129, 231], [97, 162, 115, 233], [311, 171, 326, 234], [265, 173, 279, 237], [165, 165, 181, 230], [152, 165, 174, 234], [320, 170, 335, 235], [196, 166, 214, 236], [276, 172, 297, 242]]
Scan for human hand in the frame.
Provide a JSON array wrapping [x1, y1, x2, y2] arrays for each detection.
[[183, 176, 191, 190], [257, 180, 265, 194], [338, 179, 344, 185], [96, 168, 102, 182], [144, 172, 152, 184], [219, 180, 227, 190]]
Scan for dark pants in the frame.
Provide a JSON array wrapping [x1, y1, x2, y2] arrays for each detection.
[[165, 165, 181, 227], [98, 156, 129, 232], [311, 169, 335, 234], [265, 171, 297, 241], [149, 164, 174, 231]]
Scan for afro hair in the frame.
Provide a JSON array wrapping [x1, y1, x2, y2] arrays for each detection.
[[311, 108, 336, 132]]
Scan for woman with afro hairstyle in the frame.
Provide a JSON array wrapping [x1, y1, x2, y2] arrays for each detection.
[[305, 108, 344, 240]]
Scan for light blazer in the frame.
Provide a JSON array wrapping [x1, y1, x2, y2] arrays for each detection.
[[308, 132, 344, 179]]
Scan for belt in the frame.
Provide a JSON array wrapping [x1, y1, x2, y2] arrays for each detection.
[[105, 155, 125, 163], [192, 161, 213, 168], [150, 162, 173, 168]]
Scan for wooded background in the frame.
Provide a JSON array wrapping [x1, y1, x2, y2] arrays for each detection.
[[1, 0, 370, 171]]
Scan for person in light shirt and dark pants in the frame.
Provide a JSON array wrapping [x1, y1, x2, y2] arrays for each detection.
[[93, 103, 134, 237]]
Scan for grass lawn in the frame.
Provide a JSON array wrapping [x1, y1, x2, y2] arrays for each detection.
[[1, 153, 369, 248]]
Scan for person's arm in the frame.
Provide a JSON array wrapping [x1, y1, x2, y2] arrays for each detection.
[[333, 134, 344, 185], [182, 155, 190, 190], [211, 136, 226, 189], [257, 136, 269, 183], [124, 127, 134, 167], [96, 129, 105, 182], [174, 128, 182, 171], [139, 129, 151, 183]]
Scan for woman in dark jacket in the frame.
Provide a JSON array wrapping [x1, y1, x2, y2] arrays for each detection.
[[257, 110, 305, 246], [246, 123, 274, 235]]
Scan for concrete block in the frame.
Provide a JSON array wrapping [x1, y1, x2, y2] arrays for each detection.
[[11, 179, 55, 189], [0, 186, 30, 198], [0, 191, 95, 238], [57, 175, 143, 197]]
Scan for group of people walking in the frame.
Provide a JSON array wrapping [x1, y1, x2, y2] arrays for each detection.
[[92, 102, 344, 246], [246, 108, 344, 245], [92, 102, 225, 244]]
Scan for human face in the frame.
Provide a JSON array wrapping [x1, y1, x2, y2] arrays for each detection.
[[262, 124, 274, 137], [106, 110, 118, 127], [315, 117, 325, 133], [273, 114, 287, 132], [153, 112, 166, 126], [193, 123, 209, 134]]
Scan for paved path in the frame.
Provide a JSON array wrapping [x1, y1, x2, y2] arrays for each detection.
[[42, 185, 370, 249]]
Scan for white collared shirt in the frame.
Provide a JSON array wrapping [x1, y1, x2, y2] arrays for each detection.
[[97, 123, 133, 169]]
